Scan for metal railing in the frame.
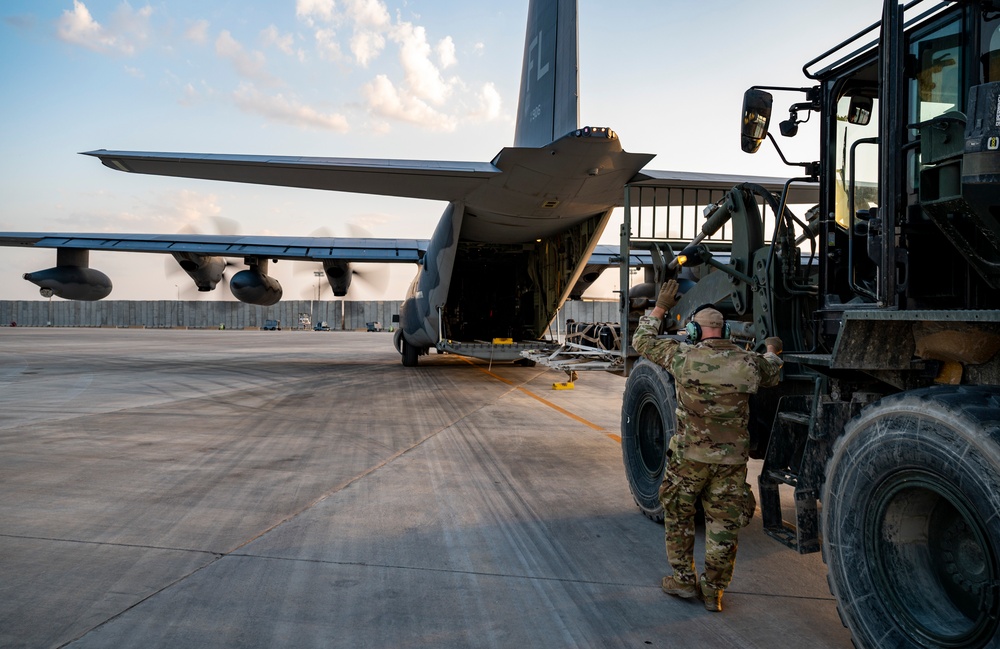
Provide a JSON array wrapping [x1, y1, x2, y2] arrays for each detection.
[[618, 181, 779, 373], [624, 184, 735, 245]]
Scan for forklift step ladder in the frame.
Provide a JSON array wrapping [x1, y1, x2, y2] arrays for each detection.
[[758, 374, 826, 554]]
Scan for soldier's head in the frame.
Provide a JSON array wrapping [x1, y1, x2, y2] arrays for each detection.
[[686, 305, 728, 341]]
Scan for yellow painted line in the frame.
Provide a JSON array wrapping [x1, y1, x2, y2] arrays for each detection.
[[515, 385, 604, 431], [463, 358, 621, 443]]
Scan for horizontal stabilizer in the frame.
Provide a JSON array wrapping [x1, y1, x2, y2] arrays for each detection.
[[82, 150, 500, 202]]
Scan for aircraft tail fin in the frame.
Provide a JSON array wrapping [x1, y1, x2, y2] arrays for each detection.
[[513, 0, 579, 147]]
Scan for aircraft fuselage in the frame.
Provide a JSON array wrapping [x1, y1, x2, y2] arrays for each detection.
[[397, 127, 653, 360]]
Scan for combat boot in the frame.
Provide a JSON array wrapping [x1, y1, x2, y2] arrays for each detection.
[[661, 575, 699, 599], [699, 574, 723, 612]]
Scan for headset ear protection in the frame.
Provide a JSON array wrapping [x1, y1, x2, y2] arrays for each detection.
[[685, 320, 704, 342], [685, 304, 730, 342]]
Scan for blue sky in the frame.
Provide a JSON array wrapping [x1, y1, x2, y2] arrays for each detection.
[[0, 0, 883, 301]]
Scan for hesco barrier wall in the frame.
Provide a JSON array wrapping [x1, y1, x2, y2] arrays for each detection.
[[0, 300, 400, 331], [0, 299, 619, 331]]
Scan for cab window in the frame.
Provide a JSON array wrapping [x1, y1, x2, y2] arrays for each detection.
[[833, 79, 880, 230], [981, 13, 1000, 82], [909, 18, 963, 124]]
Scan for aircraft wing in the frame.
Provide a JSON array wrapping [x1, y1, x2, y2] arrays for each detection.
[[628, 168, 819, 206], [0, 232, 428, 263], [83, 150, 500, 201]]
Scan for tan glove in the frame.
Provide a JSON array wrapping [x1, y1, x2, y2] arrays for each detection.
[[656, 279, 679, 311], [764, 336, 783, 354]]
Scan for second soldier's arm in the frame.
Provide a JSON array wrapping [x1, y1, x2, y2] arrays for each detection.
[[756, 336, 784, 388]]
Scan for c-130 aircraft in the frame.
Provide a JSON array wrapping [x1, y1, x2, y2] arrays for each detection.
[[0, 0, 804, 366]]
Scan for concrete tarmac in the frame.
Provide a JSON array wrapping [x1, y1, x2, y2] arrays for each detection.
[[0, 328, 853, 648]]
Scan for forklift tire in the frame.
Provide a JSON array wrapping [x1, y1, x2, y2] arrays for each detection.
[[621, 358, 676, 523], [822, 385, 1000, 649]]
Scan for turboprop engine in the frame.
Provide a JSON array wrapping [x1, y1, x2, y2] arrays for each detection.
[[171, 252, 227, 291], [22, 249, 112, 301], [229, 259, 282, 306], [323, 259, 352, 296]]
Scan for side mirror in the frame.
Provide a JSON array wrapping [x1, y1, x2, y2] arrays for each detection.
[[846, 95, 873, 125], [741, 89, 773, 153]]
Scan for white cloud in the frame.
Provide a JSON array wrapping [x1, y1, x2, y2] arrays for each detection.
[[343, 0, 390, 29], [436, 36, 456, 69], [361, 74, 455, 131], [301, 0, 389, 65], [185, 19, 210, 44], [233, 82, 350, 132], [314, 27, 344, 61], [52, 0, 504, 137], [289, 0, 505, 133], [390, 22, 451, 106], [111, 2, 152, 48], [475, 82, 502, 121], [367, 119, 391, 135], [179, 82, 200, 105], [42, 189, 222, 233], [261, 25, 296, 56], [296, 0, 336, 25], [149, 190, 224, 229], [215, 30, 278, 85], [350, 30, 385, 67], [56, 0, 152, 56], [56, 2, 108, 51]]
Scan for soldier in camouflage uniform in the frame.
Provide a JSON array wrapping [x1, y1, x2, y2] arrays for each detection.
[[633, 279, 783, 612]]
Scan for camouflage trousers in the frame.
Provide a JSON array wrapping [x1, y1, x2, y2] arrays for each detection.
[[658, 456, 754, 591]]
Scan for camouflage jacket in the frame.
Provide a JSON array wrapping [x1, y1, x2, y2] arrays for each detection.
[[633, 314, 783, 464]]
